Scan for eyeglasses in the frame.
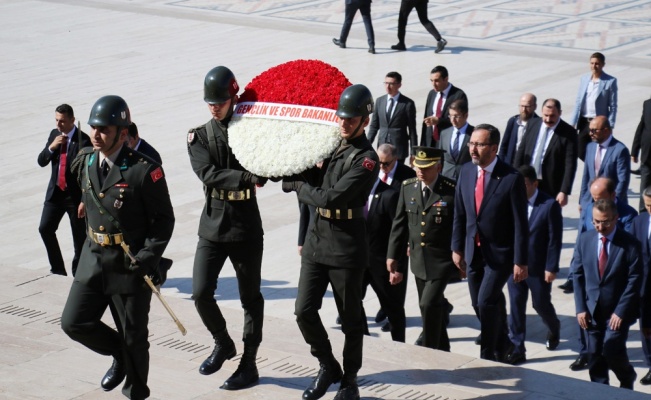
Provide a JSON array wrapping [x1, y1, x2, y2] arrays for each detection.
[[467, 142, 491, 149], [592, 218, 613, 227], [379, 161, 394, 166]]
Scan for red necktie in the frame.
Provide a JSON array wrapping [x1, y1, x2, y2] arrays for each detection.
[[381, 173, 388, 183], [432, 92, 443, 142], [474, 169, 485, 245], [57, 139, 68, 190], [598, 236, 608, 279]]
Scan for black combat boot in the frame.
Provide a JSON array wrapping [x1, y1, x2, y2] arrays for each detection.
[[199, 333, 236, 375], [303, 357, 343, 400], [221, 345, 260, 390], [334, 373, 360, 400]]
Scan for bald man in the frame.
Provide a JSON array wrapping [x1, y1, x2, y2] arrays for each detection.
[[498, 94, 538, 166]]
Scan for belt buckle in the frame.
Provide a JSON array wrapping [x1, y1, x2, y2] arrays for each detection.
[[97, 233, 107, 246], [228, 191, 243, 201], [319, 208, 331, 218]]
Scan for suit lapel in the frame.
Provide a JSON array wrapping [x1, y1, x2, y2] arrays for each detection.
[[600, 139, 617, 173], [526, 120, 542, 159], [602, 232, 622, 281], [479, 163, 506, 215], [390, 100, 403, 125]]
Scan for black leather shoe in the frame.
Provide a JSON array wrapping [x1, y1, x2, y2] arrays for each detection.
[[101, 358, 126, 392], [632, 169, 641, 176], [640, 370, 651, 385], [505, 351, 526, 365], [221, 346, 259, 390], [558, 279, 573, 293], [569, 355, 588, 371], [333, 379, 360, 400], [368, 47, 375, 54], [199, 338, 237, 375], [374, 309, 386, 323], [546, 332, 560, 350], [303, 360, 343, 400], [336, 315, 341, 325], [332, 38, 345, 48], [414, 331, 424, 346], [475, 333, 482, 345], [380, 321, 391, 332], [391, 43, 406, 51], [435, 38, 447, 54]]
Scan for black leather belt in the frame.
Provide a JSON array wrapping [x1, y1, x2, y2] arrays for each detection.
[[316, 207, 364, 220]]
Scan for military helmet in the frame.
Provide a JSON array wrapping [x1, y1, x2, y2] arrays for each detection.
[[204, 66, 239, 104], [336, 84, 374, 119], [87, 95, 131, 127]]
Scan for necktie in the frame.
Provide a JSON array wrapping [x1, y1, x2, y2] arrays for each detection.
[[57, 139, 68, 190], [381, 172, 388, 183], [432, 92, 443, 142], [423, 186, 431, 205], [450, 129, 460, 161], [386, 97, 394, 122], [99, 159, 109, 186], [594, 145, 602, 176], [598, 236, 608, 279], [474, 169, 485, 246], [533, 127, 550, 179]]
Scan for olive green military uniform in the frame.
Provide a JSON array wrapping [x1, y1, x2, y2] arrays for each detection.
[[387, 174, 457, 350], [295, 133, 379, 376], [187, 117, 264, 347], [61, 145, 175, 399]]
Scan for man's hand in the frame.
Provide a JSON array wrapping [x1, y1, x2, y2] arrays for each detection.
[[241, 172, 268, 186], [513, 264, 528, 282], [49, 134, 67, 151], [77, 202, 86, 218], [389, 271, 403, 285], [452, 251, 467, 279], [609, 313, 623, 331], [632, 155, 639, 164], [423, 116, 439, 127], [386, 258, 398, 273], [298, 246, 302, 256], [282, 175, 305, 193], [544, 271, 556, 283], [556, 192, 568, 207], [577, 312, 590, 329]]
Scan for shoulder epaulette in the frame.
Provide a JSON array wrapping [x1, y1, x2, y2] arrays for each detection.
[[403, 177, 418, 186], [441, 176, 456, 188], [78, 146, 94, 156]]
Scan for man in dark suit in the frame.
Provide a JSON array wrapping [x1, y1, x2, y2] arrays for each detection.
[[437, 99, 473, 180], [420, 66, 468, 148], [61, 95, 175, 399], [362, 177, 404, 341], [573, 198, 641, 389], [514, 98, 578, 207], [628, 187, 651, 385], [387, 147, 458, 351], [367, 71, 418, 164], [579, 116, 630, 207], [505, 166, 562, 365], [332, 0, 375, 54], [452, 124, 529, 361], [37, 104, 91, 276], [127, 122, 162, 165], [390, 0, 448, 53], [631, 97, 651, 211], [498, 93, 538, 166]]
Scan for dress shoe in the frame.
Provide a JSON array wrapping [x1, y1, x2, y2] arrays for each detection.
[[414, 331, 424, 346], [380, 321, 392, 332], [640, 370, 651, 385], [221, 345, 259, 390], [632, 169, 641, 176], [558, 279, 573, 294], [569, 354, 588, 371], [374, 309, 386, 323], [333, 377, 360, 400], [199, 337, 237, 375], [368, 47, 375, 54], [303, 359, 343, 400], [505, 351, 526, 365], [475, 333, 482, 345], [336, 315, 341, 325], [391, 43, 406, 51], [435, 38, 447, 54], [546, 332, 560, 350], [101, 357, 126, 392], [332, 38, 345, 48]]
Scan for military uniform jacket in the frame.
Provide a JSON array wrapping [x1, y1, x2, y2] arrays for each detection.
[[187, 118, 263, 242], [387, 175, 457, 281], [298, 134, 379, 268], [72, 145, 175, 294]]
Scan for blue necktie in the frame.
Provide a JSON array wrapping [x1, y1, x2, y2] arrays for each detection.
[[450, 130, 460, 161]]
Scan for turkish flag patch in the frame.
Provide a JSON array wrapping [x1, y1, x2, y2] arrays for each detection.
[[150, 167, 164, 183], [362, 157, 376, 171]]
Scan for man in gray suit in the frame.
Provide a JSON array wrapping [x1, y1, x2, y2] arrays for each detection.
[[437, 100, 473, 180], [367, 71, 418, 164]]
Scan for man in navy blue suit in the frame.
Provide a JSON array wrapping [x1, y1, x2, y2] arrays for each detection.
[[504, 166, 562, 365], [628, 187, 651, 385], [127, 122, 162, 165], [452, 124, 529, 361], [573, 198, 641, 389], [498, 93, 538, 166]]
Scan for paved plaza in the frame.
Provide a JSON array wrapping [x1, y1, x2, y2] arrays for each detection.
[[2, 0, 651, 398]]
